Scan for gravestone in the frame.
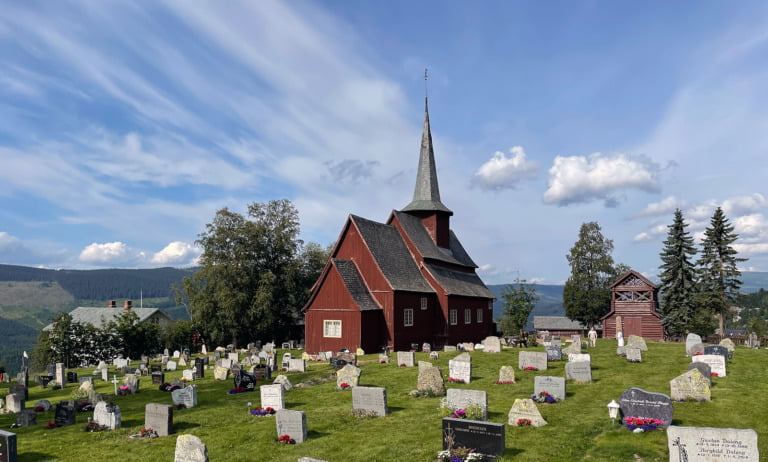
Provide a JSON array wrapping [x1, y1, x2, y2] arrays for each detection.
[[422, 343, 431, 353], [221, 358, 233, 369], [100, 368, 109, 382], [686, 333, 703, 356], [534, 376, 566, 401], [429, 351, 439, 360], [687, 362, 712, 384], [178, 357, 187, 367], [166, 361, 178, 372], [482, 336, 502, 353], [260, 384, 285, 410], [443, 346, 457, 352], [565, 361, 592, 383], [9, 385, 26, 402], [568, 353, 591, 363], [194, 358, 205, 379], [55, 363, 65, 388], [518, 351, 547, 370], [252, 364, 271, 381], [288, 358, 306, 372], [145, 403, 174, 436], [273, 375, 293, 391], [355, 348, 365, 356], [54, 401, 76, 426], [551, 338, 562, 347], [233, 370, 258, 391], [182, 369, 195, 381], [703, 345, 729, 362], [626, 335, 648, 351], [0, 429, 17, 462], [562, 341, 581, 355], [692, 354, 726, 377], [172, 385, 198, 409], [418, 361, 432, 372], [336, 364, 362, 388], [79, 376, 93, 387], [442, 418, 505, 457], [352, 386, 387, 416], [378, 354, 389, 364], [151, 364, 162, 373], [213, 366, 228, 381], [93, 401, 121, 430], [448, 354, 472, 383], [507, 398, 547, 427], [691, 343, 709, 356], [670, 369, 711, 402], [417, 365, 445, 395], [152, 372, 166, 385], [66, 371, 78, 385], [498, 366, 515, 383], [619, 387, 673, 428], [227, 352, 238, 362], [330, 353, 356, 370], [5, 394, 23, 414], [667, 426, 759, 462], [626, 348, 642, 362], [545, 347, 562, 361], [397, 351, 415, 367], [33, 400, 51, 412], [173, 350, 181, 358], [318, 352, 328, 361], [39, 375, 54, 388], [174, 434, 208, 462], [275, 409, 307, 443], [14, 410, 36, 428], [616, 345, 627, 357], [445, 389, 488, 420], [719, 338, 736, 356]]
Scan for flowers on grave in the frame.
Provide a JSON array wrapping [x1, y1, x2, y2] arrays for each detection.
[[140, 427, 159, 438], [523, 366, 538, 371], [83, 422, 108, 432], [693, 351, 703, 356], [228, 387, 249, 394], [117, 385, 130, 395], [250, 406, 276, 416], [494, 380, 515, 385], [47, 380, 61, 390], [34, 405, 45, 412], [516, 418, 532, 426], [623, 417, 664, 432], [451, 408, 468, 419], [531, 391, 560, 404], [448, 377, 466, 384], [379, 360, 387, 364], [711, 372, 719, 377], [276, 434, 295, 444], [399, 363, 407, 367], [159, 383, 181, 392], [436, 448, 485, 461], [438, 399, 484, 420], [45, 421, 60, 429], [338, 382, 351, 390], [280, 367, 287, 372], [176, 403, 187, 410]]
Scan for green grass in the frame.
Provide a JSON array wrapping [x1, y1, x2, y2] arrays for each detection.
[[1, 340, 765, 461]]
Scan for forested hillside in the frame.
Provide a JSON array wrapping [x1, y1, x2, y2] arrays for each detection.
[[0, 318, 39, 373]]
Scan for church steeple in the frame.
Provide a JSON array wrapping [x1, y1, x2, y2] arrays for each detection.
[[402, 97, 453, 216]]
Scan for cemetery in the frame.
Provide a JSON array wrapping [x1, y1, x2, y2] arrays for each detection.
[[0, 339, 765, 461]]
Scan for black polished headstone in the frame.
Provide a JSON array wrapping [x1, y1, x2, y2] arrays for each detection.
[[152, 372, 165, 385], [703, 345, 729, 362], [619, 387, 673, 428], [233, 370, 257, 391], [0, 429, 17, 462], [194, 358, 205, 379], [442, 418, 505, 457], [9, 385, 27, 401], [54, 401, 76, 426], [66, 371, 78, 384], [150, 364, 162, 373]]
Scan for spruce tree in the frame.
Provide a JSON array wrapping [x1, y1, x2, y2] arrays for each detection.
[[657, 209, 698, 336], [696, 207, 747, 336]]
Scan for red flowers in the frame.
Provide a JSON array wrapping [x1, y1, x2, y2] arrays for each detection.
[[448, 377, 466, 383], [277, 434, 295, 444], [524, 366, 538, 371], [516, 418, 532, 426], [711, 372, 719, 377]]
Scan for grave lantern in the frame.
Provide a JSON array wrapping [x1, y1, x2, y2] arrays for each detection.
[[607, 400, 620, 424]]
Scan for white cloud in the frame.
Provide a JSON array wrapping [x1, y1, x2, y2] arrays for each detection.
[[637, 196, 686, 217], [543, 153, 660, 207], [79, 242, 129, 263], [151, 241, 200, 265], [721, 193, 767, 217], [472, 146, 538, 191]]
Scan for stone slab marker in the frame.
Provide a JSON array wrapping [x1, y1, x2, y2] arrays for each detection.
[[508, 398, 547, 427], [260, 384, 285, 410], [174, 434, 209, 462], [352, 386, 388, 416], [275, 409, 307, 443], [619, 387, 672, 428], [0, 429, 17, 462], [396, 351, 415, 367], [445, 389, 488, 420], [667, 426, 759, 462], [93, 402, 121, 430], [145, 403, 174, 436], [685, 333, 702, 356]]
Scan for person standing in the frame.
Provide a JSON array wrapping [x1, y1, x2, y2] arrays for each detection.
[[588, 327, 598, 347]]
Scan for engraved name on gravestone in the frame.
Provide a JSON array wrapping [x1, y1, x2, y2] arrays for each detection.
[[565, 361, 592, 383], [145, 403, 174, 436], [667, 426, 759, 462], [448, 354, 471, 383], [619, 387, 673, 428], [442, 418, 505, 457], [692, 354, 726, 377], [260, 384, 285, 410], [534, 376, 566, 401], [669, 369, 711, 402], [0, 429, 18, 462], [446, 389, 488, 420], [507, 398, 547, 427], [275, 409, 307, 443], [172, 385, 198, 409], [518, 351, 547, 370], [703, 345, 729, 362], [397, 351, 415, 367], [352, 386, 387, 416], [685, 333, 703, 356]]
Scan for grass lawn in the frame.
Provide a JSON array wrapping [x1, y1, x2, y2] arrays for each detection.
[[1, 340, 764, 462]]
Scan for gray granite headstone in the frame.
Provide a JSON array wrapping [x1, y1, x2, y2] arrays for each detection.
[[482, 336, 502, 353], [288, 358, 306, 372], [273, 374, 293, 391], [260, 384, 285, 410], [275, 409, 307, 443], [14, 410, 36, 428], [93, 401, 121, 429], [172, 385, 198, 408], [5, 394, 23, 414], [145, 403, 174, 436], [507, 398, 547, 427], [626, 348, 642, 362], [55, 363, 65, 388], [54, 401, 76, 426], [619, 387, 672, 428], [562, 341, 581, 355], [352, 386, 387, 416], [534, 376, 566, 401], [0, 429, 17, 462], [33, 400, 51, 412], [626, 335, 648, 351], [568, 353, 591, 363], [670, 369, 711, 402], [445, 388, 488, 420], [667, 426, 759, 462], [443, 345, 457, 352], [174, 434, 208, 462], [565, 361, 592, 383], [545, 347, 562, 361], [685, 333, 703, 356], [518, 351, 547, 370], [396, 351, 415, 367]]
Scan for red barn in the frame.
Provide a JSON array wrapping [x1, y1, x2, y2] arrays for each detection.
[[302, 100, 496, 353], [601, 270, 665, 340]]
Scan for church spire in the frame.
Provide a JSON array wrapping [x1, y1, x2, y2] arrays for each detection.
[[401, 96, 453, 215]]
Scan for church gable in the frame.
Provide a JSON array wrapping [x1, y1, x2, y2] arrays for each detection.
[[389, 211, 477, 269]]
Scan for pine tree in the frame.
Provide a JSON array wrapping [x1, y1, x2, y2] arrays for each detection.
[[696, 207, 747, 336], [657, 209, 698, 336]]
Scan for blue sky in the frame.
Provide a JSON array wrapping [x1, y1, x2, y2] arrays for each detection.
[[1, 1, 767, 284]]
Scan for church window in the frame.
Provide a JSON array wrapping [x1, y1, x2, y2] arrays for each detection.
[[449, 309, 457, 325], [404, 309, 414, 327], [464, 309, 471, 324], [323, 320, 342, 338]]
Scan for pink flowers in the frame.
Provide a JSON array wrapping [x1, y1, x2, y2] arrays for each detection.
[[516, 418, 532, 426], [448, 377, 466, 384]]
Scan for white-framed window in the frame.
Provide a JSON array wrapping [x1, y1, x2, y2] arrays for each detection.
[[477, 308, 483, 323], [488, 300, 494, 310], [323, 320, 342, 338], [449, 309, 457, 325], [404, 308, 414, 327], [464, 309, 471, 324], [420, 297, 428, 310]]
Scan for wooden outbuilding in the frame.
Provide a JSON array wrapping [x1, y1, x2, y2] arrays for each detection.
[[302, 99, 496, 353], [601, 270, 664, 340]]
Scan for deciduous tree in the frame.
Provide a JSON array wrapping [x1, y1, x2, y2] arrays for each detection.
[[499, 279, 539, 336]]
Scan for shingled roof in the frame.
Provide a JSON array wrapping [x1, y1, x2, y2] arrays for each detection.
[[424, 263, 494, 298], [351, 215, 435, 293], [44, 306, 171, 330], [533, 316, 601, 331], [394, 211, 477, 268], [332, 259, 381, 311]]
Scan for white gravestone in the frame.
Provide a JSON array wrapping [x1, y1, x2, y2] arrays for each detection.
[[260, 384, 285, 410]]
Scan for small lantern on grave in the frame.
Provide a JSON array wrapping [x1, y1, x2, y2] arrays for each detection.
[[607, 400, 620, 424]]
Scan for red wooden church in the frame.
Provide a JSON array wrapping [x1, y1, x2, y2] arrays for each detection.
[[302, 100, 496, 353], [601, 270, 665, 340]]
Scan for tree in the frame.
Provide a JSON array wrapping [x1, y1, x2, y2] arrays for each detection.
[[103, 311, 162, 359], [657, 209, 699, 336], [563, 222, 617, 327], [180, 199, 328, 347], [696, 207, 747, 336], [499, 279, 539, 336]]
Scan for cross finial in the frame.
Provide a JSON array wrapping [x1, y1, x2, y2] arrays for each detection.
[[424, 68, 429, 98]]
